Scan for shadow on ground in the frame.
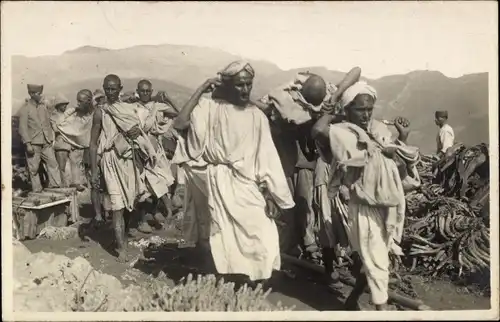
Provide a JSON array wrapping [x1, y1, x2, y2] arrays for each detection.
[[132, 243, 346, 311]]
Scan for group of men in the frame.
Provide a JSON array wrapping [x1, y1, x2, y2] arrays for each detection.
[[18, 85, 94, 192], [18, 59, 455, 311], [18, 80, 184, 238]]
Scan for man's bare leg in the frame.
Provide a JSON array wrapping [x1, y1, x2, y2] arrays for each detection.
[[55, 150, 69, 187], [112, 209, 128, 262], [136, 204, 153, 234], [155, 194, 173, 222], [344, 252, 366, 310], [344, 273, 367, 310], [322, 247, 344, 297], [90, 187, 104, 223]]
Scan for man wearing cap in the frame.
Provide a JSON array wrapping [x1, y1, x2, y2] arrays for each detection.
[[172, 60, 294, 282], [50, 90, 95, 191], [18, 84, 62, 192], [257, 68, 361, 259], [435, 110, 455, 157]]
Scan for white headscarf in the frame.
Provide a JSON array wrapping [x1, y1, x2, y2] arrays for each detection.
[[339, 81, 377, 109], [218, 60, 255, 80]]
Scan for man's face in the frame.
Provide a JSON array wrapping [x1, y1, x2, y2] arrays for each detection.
[[103, 79, 122, 103], [435, 116, 446, 126], [137, 83, 153, 104], [226, 71, 253, 106], [76, 93, 92, 112], [96, 97, 105, 106], [28, 91, 42, 103], [55, 103, 68, 113], [346, 94, 374, 130]]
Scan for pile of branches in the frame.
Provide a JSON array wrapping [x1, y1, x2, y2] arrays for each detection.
[[402, 143, 490, 279]]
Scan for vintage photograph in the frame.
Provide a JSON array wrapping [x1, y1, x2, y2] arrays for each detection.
[[1, 1, 498, 320]]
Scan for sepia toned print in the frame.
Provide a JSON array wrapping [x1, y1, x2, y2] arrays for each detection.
[[1, 1, 498, 320]]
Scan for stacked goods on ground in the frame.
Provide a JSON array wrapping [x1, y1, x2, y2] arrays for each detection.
[[402, 143, 490, 279], [13, 193, 68, 207], [13, 240, 292, 312]]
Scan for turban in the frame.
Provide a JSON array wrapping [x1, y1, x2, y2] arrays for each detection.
[[27, 84, 43, 93], [218, 60, 255, 81], [339, 81, 377, 109], [435, 110, 448, 118]]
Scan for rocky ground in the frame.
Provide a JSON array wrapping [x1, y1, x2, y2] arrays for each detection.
[[12, 190, 492, 312], [16, 225, 491, 312]]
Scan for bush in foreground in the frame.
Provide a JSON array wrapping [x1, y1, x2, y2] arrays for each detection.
[[13, 240, 292, 312]]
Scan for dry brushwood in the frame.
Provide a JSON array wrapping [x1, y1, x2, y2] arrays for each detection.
[[403, 146, 490, 278], [124, 273, 295, 312], [14, 247, 291, 312]]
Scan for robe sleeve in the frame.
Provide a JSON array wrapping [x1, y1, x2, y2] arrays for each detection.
[[142, 107, 158, 133], [147, 103, 175, 136], [172, 96, 211, 164], [255, 112, 295, 210], [393, 139, 422, 192]]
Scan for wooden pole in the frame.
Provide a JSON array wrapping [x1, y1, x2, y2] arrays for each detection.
[[281, 253, 431, 311]]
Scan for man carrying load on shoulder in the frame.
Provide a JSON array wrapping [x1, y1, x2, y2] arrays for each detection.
[[308, 67, 362, 296], [131, 79, 180, 232], [255, 68, 360, 261], [50, 90, 94, 191], [311, 81, 422, 310], [123, 80, 186, 216]]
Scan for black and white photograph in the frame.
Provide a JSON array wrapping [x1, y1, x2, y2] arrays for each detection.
[[1, 1, 498, 320]]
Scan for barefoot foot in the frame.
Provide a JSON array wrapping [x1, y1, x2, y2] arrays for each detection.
[[116, 250, 129, 263]]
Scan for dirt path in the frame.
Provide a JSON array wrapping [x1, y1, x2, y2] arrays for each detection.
[[24, 226, 490, 311], [23, 230, 341, 311], [20, 190, 490, 311]]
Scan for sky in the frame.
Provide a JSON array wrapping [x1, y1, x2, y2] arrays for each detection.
[[1, 1, 498, 79]]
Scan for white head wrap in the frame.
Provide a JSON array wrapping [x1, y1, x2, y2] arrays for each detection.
[[339, 81, 377, 109], [218, 60, 255, 81]]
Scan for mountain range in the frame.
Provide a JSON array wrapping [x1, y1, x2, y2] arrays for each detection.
[[11, 44, 490, 153]]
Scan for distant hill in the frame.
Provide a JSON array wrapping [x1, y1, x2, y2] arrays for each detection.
[[11, 44, 281, 98], [371, 71, 489, 153], [11, 44, 490, 154], [64, 45, 110, 55], [11, 78, 193, 116], [254, 68, 489, 153]]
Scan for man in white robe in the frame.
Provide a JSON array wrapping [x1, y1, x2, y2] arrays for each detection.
[[172, 60, 295, 282], [312, 81, 421, 310]]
